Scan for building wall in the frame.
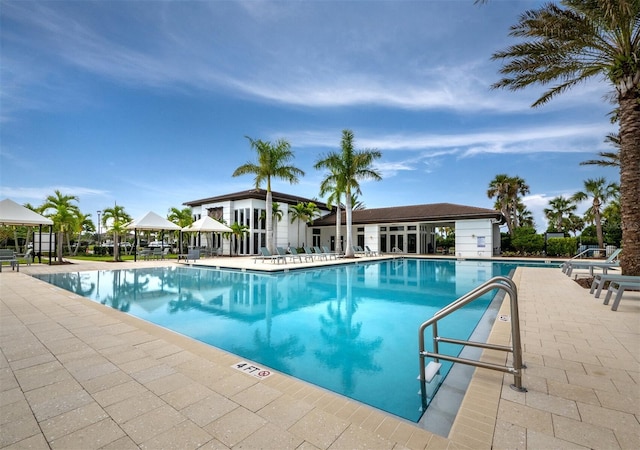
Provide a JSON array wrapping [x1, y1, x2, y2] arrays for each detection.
[[454, 219, 496, 258]]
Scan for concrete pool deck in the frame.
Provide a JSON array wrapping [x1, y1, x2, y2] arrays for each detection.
[[1, 257, 638, 449]]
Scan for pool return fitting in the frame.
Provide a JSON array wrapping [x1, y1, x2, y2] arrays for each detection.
[[418, 276, 526, 410]]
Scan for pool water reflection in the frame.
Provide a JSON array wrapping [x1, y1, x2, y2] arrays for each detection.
[[35, 259, 523, 422]]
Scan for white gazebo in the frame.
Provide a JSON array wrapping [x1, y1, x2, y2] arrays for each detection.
[[182, 215, 232, 256], [126, 211, 181, 261], [0, 198, 54, 263]]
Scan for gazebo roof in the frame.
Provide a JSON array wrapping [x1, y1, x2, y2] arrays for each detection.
[[0, 198, 53, 226]]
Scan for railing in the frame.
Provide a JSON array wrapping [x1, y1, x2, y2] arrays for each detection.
[[418, 276, 526, 409]]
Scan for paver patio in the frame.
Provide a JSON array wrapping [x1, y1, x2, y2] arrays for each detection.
[[1, 257, 638, 449]]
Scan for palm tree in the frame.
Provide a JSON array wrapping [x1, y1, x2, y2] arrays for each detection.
[[317, 167, 345, 253], [487, 174, 529, 236], [223, 222, 249, 256], [289, 202, 320, 247], [572, 177, 619, 250], [492, 0, 640, 275], [41, 190, 80, 263], [101, 204, 131, 262], [72, 213, 94, 256], [233, 137, 304, 254], [544, 196, 577, 232], [580, 133, 621, 168], [315, 130, 382, 258], [168, 207, 193, 253]]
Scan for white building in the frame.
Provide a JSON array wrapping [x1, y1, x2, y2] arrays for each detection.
[[184, 189, 332, 256], [185, 190, 505, 258], [311, 203, 505, 258]]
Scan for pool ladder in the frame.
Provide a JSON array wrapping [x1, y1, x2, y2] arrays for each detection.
[[418, 276, 526, 408]]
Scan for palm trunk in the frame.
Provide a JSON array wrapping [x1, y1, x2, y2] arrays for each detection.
[[335, 203, 342, 253], [345, 192, 354, 258], [618, 92, 640, 275], [266, 190, 273, 254]]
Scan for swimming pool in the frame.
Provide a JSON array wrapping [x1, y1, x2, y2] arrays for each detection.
[[35, 258, 534, 422]]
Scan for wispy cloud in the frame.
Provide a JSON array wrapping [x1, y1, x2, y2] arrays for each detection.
[[0, 186, 110, 203], [1, 1, 610, 118]]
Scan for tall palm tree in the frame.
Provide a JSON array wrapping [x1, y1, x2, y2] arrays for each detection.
[[487, 174, 529, 236], [101, 204, 131, 262], [315, 130, 382, 258], [233, 137, 304, 253], [580, 133, 621, 168], [317, 166, 345, 254], [492, 0, 640, 274], [41, 190, 80, 263], [572, 177, 619, 249], [544, 196, 577, 232]]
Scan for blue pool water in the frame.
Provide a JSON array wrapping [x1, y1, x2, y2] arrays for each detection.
[[35, 259, 543, 421]]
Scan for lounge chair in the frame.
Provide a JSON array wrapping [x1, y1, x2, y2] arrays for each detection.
[[254, 247, 285, 264], [277, 247, 301, 263], [321, 246, 343, 259], [313, 246, 334, 260], [365, 246, 379, 256], [352, 246, 367, 257], [602, 278, 640, 311], [304, 247, 326, 260], [590, 273, 640, 298], [291, 247, 313, 262], [563, 248, 622, 277]]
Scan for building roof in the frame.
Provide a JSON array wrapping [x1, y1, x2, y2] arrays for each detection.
[[312, 203, 504, 226], [184, 189, 331, 210]]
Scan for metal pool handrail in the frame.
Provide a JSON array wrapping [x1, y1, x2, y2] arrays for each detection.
[[418, 276, 526, 409]]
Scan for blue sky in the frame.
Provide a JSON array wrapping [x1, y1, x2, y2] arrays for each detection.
[[1, 0, 619, 231]]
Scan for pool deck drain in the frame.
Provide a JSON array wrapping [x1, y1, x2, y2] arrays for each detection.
[[1, 257, 638, 449]]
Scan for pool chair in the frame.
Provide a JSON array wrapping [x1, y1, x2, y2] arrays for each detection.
[[254, 247, 285, 264], [291, 247, 313, 262], [590, 273, 640, 298], [365, 246, 379, 256], [352, 246, 367, 257], [277, 246, 301, 263], [602, 278, 640, 311], [562, 248, 622, 277], [304, 247, 326, 260], [321, 246, 343, 259]]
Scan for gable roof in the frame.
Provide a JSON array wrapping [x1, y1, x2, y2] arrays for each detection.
[[312, 203, 504, 226], [184, 189, 330, 210], [126, 211, 181, 231], [0, 198, 54, 226]]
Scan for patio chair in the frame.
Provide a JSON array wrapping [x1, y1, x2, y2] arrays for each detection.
[[562, 248, 622, 277], [304, 247, 325, 260], [365, 246, 379, 256], [0, 249, 19, 272], [321, 246, 342, 259], [313, 246, 330, 261], [590, 273, 640, 298], [352, 246, 367, 257], [602, 278, 640, 311], [254, 247, 285, 264], [16, 248, 33, 265], [290, 247, 313, 262], [276, 246, 301, 263]]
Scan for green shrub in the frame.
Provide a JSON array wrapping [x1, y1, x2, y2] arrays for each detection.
[[546, 237, 577, 257], [511, 227, 544, 255]]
